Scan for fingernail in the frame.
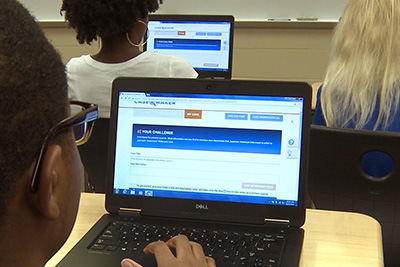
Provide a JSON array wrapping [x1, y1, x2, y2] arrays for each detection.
[[121, 261, 134, 267]]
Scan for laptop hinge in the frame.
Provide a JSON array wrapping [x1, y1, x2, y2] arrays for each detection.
[[264, 218, 290, 228], [118, 208, 141, 217]]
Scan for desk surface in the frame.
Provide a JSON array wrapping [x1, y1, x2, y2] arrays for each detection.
[[46, 193, 384, 267]]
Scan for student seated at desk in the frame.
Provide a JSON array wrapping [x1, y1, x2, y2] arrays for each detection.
[[313, 0, 400, 177], [0, 1, 213, 266], [61, 0, 198, 118]]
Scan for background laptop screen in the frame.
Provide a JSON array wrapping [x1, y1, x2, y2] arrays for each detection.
[[145, 15, 234, 79], [113, 91, 304, 207]]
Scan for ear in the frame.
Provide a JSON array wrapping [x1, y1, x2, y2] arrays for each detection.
[[30, 144, 63, 220]]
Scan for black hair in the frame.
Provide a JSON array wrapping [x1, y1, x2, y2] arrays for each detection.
[[0, 0, 68, 222], [61, 0, 163, 45]]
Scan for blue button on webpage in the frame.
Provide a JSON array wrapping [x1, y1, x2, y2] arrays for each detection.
[[225, 113, 248, 120], [250, 114, 283, 122]]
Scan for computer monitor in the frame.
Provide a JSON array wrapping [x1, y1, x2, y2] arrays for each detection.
[[145, 14, 234, 79]]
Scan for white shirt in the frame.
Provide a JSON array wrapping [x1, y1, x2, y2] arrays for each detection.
[[67, 52, 198, 118]]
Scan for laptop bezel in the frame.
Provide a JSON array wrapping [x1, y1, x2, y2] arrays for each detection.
[[144, 14, 235, 79], [106, 77, 311, 228]]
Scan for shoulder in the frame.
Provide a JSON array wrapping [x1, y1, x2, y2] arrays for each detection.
[[316, 84, 323, 97], [142, 52, 189, 64], [66, 54, 91, 66], [312, 84, 326, 126], [140, 52, 198, 78], [66, 54, 93, 72]]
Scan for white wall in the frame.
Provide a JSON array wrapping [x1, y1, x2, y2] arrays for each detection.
[[23, 0, 347, 22]]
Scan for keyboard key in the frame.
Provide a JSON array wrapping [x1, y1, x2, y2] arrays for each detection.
[[90, 244, 105, 250]]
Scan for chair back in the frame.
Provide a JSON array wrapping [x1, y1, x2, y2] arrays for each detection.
[[308, 125, 400, 267], [79, 118, 110, 193]]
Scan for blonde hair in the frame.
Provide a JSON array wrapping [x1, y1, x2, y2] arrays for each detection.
[[321, 0, 400, 129]]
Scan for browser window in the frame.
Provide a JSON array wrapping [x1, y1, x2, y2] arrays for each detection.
[[146, 20, 232, 73], [113, 92, 304, 207]]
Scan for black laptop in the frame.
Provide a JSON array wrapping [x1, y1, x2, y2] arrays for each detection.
[[58, 78, 311, 267], [144, 15, 234, 79]]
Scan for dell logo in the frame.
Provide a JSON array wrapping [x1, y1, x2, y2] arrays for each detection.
[[196, 204, 209, 210]]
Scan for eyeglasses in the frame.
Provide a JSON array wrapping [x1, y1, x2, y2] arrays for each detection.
[[30, 101, 98, 192]]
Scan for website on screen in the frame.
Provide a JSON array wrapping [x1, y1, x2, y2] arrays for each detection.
[[113, 92, 303, 206]]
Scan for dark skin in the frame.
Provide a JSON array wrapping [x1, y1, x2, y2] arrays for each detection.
[[121, 235, 216, 267], [0, 134, 82, 267], [91, 18, 148, 63]]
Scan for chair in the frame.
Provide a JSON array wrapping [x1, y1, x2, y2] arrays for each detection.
[[78, 118, 110, 193], [308, 125, 400, 267]]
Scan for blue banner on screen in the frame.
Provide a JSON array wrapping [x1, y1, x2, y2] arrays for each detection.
[[132, 124, 282, 154], [154, 39, 221, 51]]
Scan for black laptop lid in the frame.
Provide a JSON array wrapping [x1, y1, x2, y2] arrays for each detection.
[[144, 14, 234, 79], [106, 78, 311, 227]]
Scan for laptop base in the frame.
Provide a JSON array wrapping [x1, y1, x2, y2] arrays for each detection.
[[57, 214, 304, 267]]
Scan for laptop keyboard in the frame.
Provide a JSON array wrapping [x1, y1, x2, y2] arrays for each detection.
[[89, 218, 286, 267]]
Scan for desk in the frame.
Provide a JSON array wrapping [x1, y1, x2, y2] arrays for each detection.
[[46, 193, 384, 267]]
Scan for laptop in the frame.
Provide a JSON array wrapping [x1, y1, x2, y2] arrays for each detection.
[[144, 15, 234, 79], [58, 78, 311, 267]]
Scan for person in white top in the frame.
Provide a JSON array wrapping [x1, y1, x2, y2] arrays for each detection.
[[67, 53, 197, 118], [61, 0, 198, 118]]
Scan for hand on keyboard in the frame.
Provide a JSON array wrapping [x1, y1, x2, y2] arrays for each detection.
[[121, 235, 216, 267]]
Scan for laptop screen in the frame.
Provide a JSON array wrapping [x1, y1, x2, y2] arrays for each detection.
[[112, 91, 304, 207], [145, 15, 234, 79]]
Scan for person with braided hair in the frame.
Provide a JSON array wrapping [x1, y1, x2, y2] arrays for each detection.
[[61, 0, 198, 118]]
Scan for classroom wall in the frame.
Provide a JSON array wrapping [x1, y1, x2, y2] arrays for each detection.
[[23, 0, 347, 22], [40, 23, 333, 85]]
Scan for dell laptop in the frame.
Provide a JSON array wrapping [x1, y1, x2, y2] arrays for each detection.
[[58, 78, 311, 267]]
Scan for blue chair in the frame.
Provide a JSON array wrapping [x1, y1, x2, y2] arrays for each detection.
[[308, 125, 400, 267]]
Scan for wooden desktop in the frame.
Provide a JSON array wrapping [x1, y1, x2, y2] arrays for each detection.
[[46, 193, 384, 267]]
